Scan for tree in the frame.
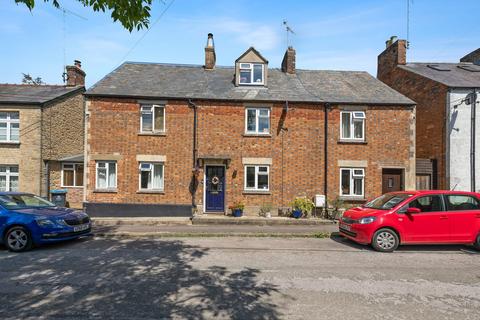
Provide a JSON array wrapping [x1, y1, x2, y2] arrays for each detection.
[[22, 73, 45, 85], [15, 0, 154, 31]]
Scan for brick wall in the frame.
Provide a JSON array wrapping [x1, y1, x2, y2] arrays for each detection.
[[48, 161, 84, 208], [86, 97, 414, 215], [378, 43, 448, 189]]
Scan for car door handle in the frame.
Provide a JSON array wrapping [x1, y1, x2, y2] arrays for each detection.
[[440, 215, 448, 220]]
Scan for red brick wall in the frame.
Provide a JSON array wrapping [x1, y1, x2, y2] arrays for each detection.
[[378, 51, 448, 189], [86, 97, 414, 212]]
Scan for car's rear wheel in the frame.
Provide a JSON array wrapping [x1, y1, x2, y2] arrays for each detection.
[[474, 233, 480, 251], [4, 226, 32, 252], [372, 228, 399, 252]]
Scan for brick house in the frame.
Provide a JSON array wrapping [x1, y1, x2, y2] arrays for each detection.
[[0, 61, 86, 207], [378, 38, 480, 192], [84, 34, 415, 217]]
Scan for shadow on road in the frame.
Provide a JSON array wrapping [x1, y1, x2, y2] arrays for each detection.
[[330, 232, 478, 253], [0, 238, 285, 319]]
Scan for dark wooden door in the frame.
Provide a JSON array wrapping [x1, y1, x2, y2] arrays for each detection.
[[205, 166, 225, 212], [382, 169, 404, 194]]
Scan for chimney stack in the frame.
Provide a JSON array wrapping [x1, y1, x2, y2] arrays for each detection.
[[281, 46, 296, 74], [377, 37, 407, 80], [204, 33, 216, 70], [66, 60, 86, 87]]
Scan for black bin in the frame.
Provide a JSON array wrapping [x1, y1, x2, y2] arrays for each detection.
[[51, 189, 68, 207]]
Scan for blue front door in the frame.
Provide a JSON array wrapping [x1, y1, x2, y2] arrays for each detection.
[[205, 166, 225, 212]]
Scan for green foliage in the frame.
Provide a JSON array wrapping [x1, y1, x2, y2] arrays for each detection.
[[15, 0, 154, 31], [231, 202, 245, 211], [330, 196, 345, 209], [290, 196, 314, 217], [22, 73, 44, 85]]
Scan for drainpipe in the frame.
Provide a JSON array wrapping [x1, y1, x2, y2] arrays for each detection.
[[45, 160, 50, 200], [471, 89, 477, 192], [324, 103, 331, 203], [188, 99, 198, 209]]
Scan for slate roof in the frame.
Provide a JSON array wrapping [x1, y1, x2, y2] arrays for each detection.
[[399, 63, 480, 88], [86, 62, 414, 105], [0, 84, 83, 105]]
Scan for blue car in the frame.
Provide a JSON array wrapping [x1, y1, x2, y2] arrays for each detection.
[[0, 192, 92, 252]]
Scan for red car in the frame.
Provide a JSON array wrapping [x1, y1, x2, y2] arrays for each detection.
[[339, 190, 480, 252]]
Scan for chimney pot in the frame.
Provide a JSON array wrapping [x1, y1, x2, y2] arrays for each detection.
[[74, 60, 82, 68]]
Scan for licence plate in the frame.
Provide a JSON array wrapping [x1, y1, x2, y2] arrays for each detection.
[[74, 224, 90, 232], [339, 223, 351, 231]]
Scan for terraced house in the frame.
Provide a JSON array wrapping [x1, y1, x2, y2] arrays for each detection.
[[0, 61, 86, 208], [84, 34, 416, 217]]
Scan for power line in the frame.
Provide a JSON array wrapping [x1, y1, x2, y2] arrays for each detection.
[[118, 0, 176, 64]]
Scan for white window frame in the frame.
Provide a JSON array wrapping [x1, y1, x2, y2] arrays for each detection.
[[340, 168, 365, 197], [239, 63, 264, 85], [245, 108, 270, 134], [244, 165, 270, 191], [0, 111, 20, 142], [340, 111, 365, 141], [138, 162, 164, 191], [95, 161, 117, 189], [140, 104, 166, 133], [0, 165, 19, 192], [61, 163, 83, 187]]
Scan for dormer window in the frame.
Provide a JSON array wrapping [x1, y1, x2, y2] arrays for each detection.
[[239, 63, 264, 85]]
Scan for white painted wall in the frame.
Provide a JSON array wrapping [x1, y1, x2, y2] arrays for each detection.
[[448, 89, 480, 192]]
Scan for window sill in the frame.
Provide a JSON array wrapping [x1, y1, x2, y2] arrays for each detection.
[[338, 140, 367, 145], [136, 190, 165, 194], [339, 196, 367, 202], [138, 131, 166, 136], [93, 189, 118, 193], [243, 133, 271, 138], [61, 186, 83, 189], [243, 190, 271, 195], [0, 141, 20, 146]]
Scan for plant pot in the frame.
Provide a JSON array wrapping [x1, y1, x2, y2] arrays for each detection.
[[232, 209, 243, 217], [292, 209, 302, 219], [265, 212, 271, 218]]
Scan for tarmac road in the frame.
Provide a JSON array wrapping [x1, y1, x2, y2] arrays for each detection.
[[0, 235, 479, 319]]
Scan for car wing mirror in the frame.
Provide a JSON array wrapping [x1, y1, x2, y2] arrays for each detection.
[[406, 207, 421, 214]]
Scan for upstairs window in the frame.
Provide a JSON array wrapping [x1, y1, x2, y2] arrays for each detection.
[[245, 108, 270, 134], [239, 63, 264, 85], [341, 111, 365, 140], [139, 162, 164, 191], [141, 105, 165, 133], [0, 112, 19, 142], [0, 165, 18, 192]]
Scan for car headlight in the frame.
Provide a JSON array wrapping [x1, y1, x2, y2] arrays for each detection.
[[36, 219, 56, 228], [358, 217, 376, 224]]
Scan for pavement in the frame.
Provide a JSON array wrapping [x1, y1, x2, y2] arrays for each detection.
[[1, 236, 479, 319]]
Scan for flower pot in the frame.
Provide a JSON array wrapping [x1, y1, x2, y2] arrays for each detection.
[[232, 209, 243, 217], [292, 209, 302, 219], [265, 212, 271, 218]]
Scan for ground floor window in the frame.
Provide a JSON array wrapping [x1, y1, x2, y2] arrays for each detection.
[[62, 163, 84, 187], [245, 165, 269, 191], [340, 168, 364, 197], [0, 165, 19, 191], [416, 174, 431, 190], [96, 161, 117, 189], [139, 162, 164, 190]]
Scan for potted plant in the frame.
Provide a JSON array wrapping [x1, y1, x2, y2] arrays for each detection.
[[230, 202, 245, 217], [290, 196, 315, 219], [259, 203, 273, 218], [331, 197, 346, 220]]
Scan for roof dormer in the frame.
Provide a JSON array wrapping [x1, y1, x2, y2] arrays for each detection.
[[235, 47, 268, 87]]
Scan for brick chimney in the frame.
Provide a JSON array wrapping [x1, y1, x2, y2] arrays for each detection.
[[377, 37, 407, 81], [204, 33, 216, 70], [281, 46, 296, 74], [66, 60, 86, 87], [460, 48, 480, 65]]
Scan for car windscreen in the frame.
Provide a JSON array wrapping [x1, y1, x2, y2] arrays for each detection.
[[0, 194, 56, 210], [364, 193, 413, 210]]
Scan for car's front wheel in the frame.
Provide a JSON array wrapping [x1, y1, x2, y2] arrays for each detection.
[[4, 226, 33, 252], [372, 228, 399, 252]]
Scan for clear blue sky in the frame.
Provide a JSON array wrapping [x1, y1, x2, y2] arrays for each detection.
[[1, 0, 479, 87]]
